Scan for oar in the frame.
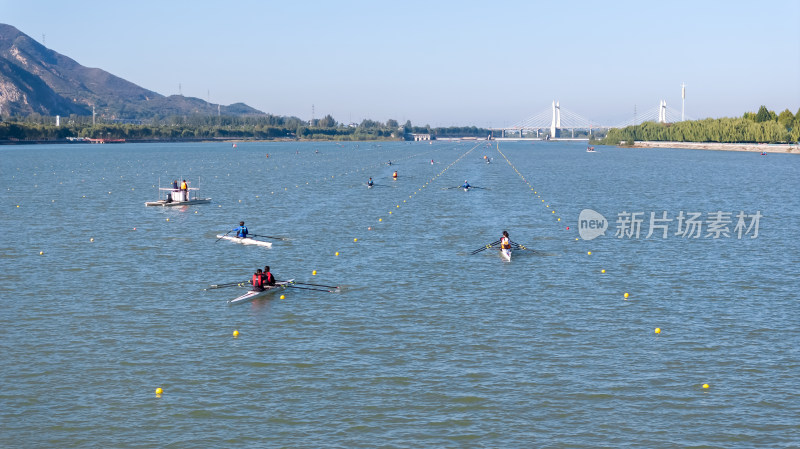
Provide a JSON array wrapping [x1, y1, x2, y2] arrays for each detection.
[[249, 233, 292, 241], [284, 285, 335, 293], [205, 281, 247, 290], [471, 240, 501, 254], [215, 229, 233, 243], [510, 241, 543, 254], [287, 281, 340, 289]]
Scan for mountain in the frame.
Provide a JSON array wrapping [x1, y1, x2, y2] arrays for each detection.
[[0, 24, 264, 119]]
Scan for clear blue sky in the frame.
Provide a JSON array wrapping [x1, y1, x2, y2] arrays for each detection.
[[3, 0, 799, 127]]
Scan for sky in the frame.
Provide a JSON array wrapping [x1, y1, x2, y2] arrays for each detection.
[[2, 0, 799, 127]]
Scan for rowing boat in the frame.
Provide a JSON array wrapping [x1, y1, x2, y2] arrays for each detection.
[[500, 248, 512, 262], [216, 235, 273, 248], [228, 279, 294, 305], [145, 178, 211, 206]]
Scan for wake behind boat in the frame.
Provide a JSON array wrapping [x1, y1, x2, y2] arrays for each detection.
[[500, 247, 512, 261], [228, 279, 293, 305], [216, 235, 273, 248]]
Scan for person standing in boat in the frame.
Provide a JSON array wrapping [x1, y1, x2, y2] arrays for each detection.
[[500, 231, 511, 251], [251, 269, 265, 292], [263, 266, 276, 286], [172, 179, 178, 190], [233, 221, 248, 238]]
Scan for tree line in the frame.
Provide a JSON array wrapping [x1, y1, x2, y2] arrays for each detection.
[[601, 106, 800, 145], [0, 113, 491, 142]]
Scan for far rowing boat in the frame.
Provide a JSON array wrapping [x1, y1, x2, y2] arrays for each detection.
[[216, 235, 273, 248], [228, 279, 294, 305]]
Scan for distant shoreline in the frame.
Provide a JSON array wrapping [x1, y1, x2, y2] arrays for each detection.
[[631, 141, 800, 154]]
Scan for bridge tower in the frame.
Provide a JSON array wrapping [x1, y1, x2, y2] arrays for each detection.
[[658, 100, 667, 123], [550, 100, 561, 138]]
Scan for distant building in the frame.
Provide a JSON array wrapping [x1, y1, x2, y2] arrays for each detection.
[[410, 133, 431, 141]]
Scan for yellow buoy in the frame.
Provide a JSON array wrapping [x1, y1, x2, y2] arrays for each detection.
[[233, 330, 239, 338], [655, 328, 661, 334], [166, 218, 169, 221], [601, 269, 606, 273], [312, 270, 317, 275], [353, 238, 357, 242], [335, 252, 339, 256], [39, 251, 43, 255], [587, 251, 592, 255], [155, 387, 163, 395], [90, 238, 94, 242], [379, 218, 382, 222], [702, 383, 710, 389], [280, 294, 285, 299], [624, 292, 630, 298]]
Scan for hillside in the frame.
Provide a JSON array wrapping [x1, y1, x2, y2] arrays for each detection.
[[0, 23, 263, 119]]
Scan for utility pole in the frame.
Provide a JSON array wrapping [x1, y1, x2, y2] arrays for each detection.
[[681, 82, 686, 121], [311, 104, 315, 125], [92, 106, 96, 126]]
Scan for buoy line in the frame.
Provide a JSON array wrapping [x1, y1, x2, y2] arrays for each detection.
[[324, 141, 483, 263]]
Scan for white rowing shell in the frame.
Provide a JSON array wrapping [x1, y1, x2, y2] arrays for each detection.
[[228, 279, 293, 305], [216, 235, 273, 248]]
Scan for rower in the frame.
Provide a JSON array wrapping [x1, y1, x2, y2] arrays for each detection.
[[233, 221, 248, 238], [263, 266, 276, 286], [392, 171, 398, 180], [462, 180, 471, 189], [368, 177, 374, 187], [500, 231, 511, 250], [252, 269, 265, 292]]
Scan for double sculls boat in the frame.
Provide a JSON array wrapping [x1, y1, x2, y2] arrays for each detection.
[[228, 279, 294, 305]]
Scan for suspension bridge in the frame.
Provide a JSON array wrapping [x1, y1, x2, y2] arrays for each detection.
[[492, 100, 690, 140]]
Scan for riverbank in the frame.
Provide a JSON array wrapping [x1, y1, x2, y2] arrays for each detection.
[[632, 141, 800, 154]]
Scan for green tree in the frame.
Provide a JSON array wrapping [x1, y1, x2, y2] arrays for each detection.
[[754, 105, 775, 122], [777, 109, 794, 129], [386, 119, 398, 129], [318, 114, 336, 128]]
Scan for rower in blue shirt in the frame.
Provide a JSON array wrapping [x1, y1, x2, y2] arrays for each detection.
[[368, 177, 374, 187], [462, 180, 471, 190], [233, 221, 248, 238]]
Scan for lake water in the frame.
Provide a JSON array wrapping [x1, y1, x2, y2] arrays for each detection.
[[1, 140, 798, 448]]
